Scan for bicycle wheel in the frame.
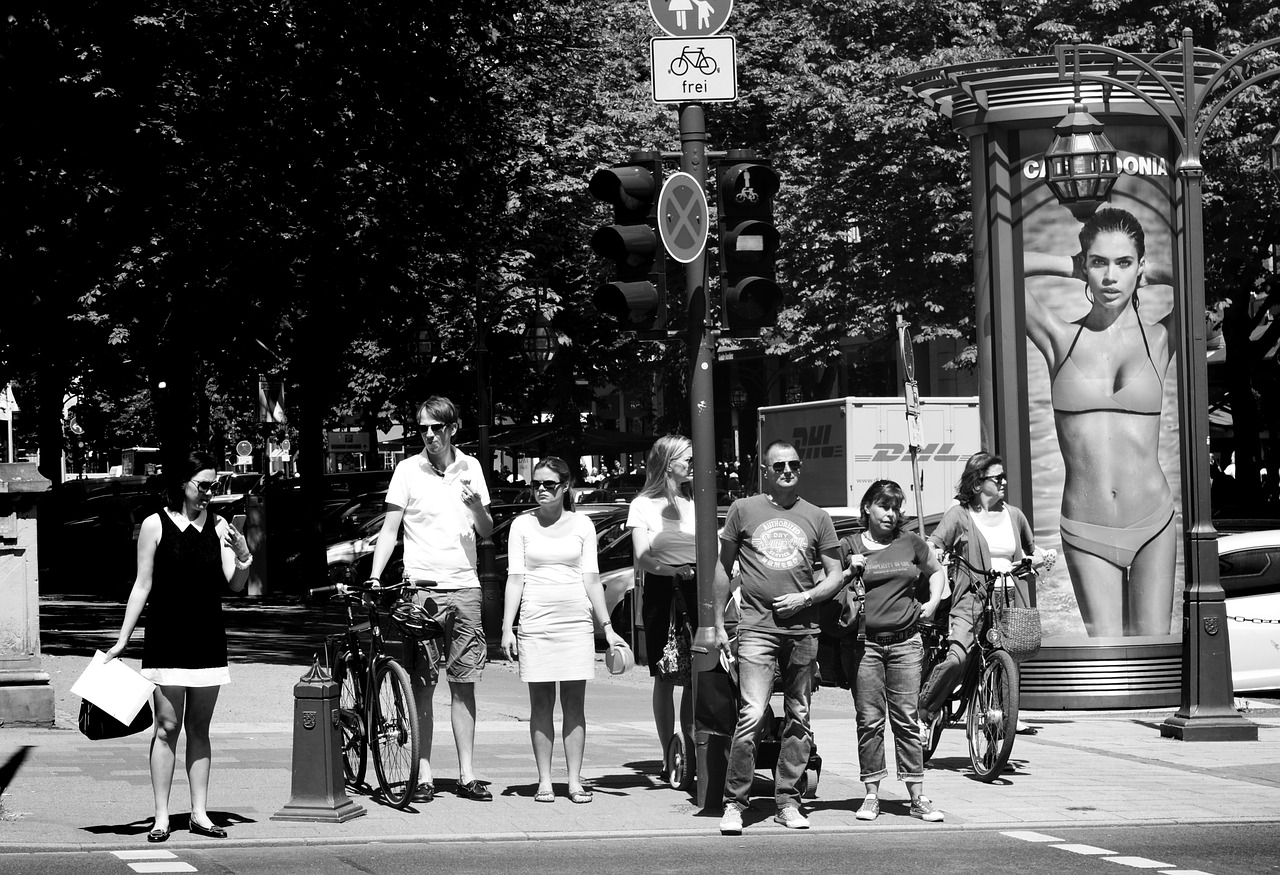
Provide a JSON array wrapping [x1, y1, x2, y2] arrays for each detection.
[[370, 659, 421, 808], [335, 651, 367, 788], [966, 648, 1019, 781]]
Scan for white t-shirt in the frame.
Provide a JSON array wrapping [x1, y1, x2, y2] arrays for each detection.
[[385, 449, 491, 589], [506, 512, 599, 584], [626, 493, 697, 567], [970, 507, 1016, 573]]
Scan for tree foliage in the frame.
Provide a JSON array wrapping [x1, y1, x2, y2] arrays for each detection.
[[2, 0, 1277, 484]]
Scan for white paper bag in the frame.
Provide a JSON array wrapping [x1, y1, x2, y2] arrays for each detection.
[[70, 651, 156, 724]]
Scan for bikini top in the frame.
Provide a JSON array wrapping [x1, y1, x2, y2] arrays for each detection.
[[1051, 319, 1162, 416]]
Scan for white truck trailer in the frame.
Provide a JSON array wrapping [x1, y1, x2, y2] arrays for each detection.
[[757, 396, 981, 516]]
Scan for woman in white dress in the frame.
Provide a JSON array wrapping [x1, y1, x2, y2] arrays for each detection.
[[501, 457, 627, 803], [626, 434, 697, 763]]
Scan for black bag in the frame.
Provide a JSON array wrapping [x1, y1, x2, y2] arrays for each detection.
[[818, 537, 866, 639], [78, 699, 153, 740], [656, 592, 692, 686]]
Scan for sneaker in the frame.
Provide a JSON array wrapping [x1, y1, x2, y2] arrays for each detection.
[[774, 806, 810, 829], [719, 802, 745, 835], [855, 794, 880, 821], [910, 796, 945, 822]]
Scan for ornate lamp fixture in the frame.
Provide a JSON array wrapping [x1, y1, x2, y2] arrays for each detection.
[[521, 312, 557, 375], [1270, 128, 1280, 181], [1044, 101, 1120, 220], [1044, 47, 1119, 220]]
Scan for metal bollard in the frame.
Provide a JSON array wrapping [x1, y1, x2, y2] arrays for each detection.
[[271, 660, 366, 822]]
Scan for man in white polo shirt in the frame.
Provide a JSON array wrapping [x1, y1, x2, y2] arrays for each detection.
[[366, 395, 494, 803]]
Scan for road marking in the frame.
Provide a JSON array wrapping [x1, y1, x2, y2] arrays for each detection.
[[111, 851, 176, 860], [1002, 830, 1065, 842], [127, 863, 197, 873], [1157, 870, 1216, 875], [1055, 844, 1118, 855], [1103, 859, 1175, 869]]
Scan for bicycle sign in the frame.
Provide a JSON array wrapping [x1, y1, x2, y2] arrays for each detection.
[[651, 36, 736, 104]]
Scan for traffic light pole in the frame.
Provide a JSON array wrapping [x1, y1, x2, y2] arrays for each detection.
[[679, 102, 724, 810]]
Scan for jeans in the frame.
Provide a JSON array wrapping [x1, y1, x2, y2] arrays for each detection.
[[843, 632, 924, 783], [723, 628, 817, 810]]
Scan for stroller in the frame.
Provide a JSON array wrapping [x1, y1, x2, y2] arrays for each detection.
[[667, 594, 822, 802]]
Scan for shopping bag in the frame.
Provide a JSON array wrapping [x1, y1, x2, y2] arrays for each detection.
[[70, 651, 156, 728]]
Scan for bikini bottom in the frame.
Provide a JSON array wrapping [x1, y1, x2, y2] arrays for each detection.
[[1059, 496, 1175, 568]]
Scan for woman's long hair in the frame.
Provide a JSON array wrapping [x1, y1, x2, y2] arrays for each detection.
[[956, 451, 1003, 506], [859, 479, 907, 539], [637, 434, 693, 514], [534, 456, 574, 511], [165, 450, 217, 512]]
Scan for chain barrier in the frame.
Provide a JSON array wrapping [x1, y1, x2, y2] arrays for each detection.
[[1227, 615, 1280, 625]]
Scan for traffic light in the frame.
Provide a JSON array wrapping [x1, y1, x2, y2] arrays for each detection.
[[588, 152, 666, 332], [717, 154, 782, 333]]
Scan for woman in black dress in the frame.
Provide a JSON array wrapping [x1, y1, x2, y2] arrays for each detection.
[[105, 451, 252, 842]]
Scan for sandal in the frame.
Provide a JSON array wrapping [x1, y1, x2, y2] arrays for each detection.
[[534, 789, 555, 803], [568, 788, 594, 804]]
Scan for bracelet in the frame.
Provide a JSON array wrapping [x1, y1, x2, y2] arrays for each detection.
[[602, 621, 612, 627], [234, 554, 253, 570]]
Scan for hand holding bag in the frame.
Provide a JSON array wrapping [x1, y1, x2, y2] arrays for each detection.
[[71, 650, 156, 740], [656, 591, 692, 686]]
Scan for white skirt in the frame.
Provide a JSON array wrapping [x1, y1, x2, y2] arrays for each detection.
[[142, 666, 231, 687], [518, 582, 595, 682]]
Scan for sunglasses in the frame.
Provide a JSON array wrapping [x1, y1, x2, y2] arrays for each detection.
[[532, 479, 564, 492], [984, 474, 1007, 483], [769, 460, 803, 474], [417, 422, 451, 435], [190, 480, 217, 493]]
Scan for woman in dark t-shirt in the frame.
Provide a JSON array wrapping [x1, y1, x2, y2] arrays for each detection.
[[839, 480, 947, 824]]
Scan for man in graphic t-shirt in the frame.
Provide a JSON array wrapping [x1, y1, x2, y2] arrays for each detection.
[[365, 395, 494, 804], [713, 440, 843, 835]]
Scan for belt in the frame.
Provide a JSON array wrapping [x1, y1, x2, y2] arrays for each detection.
[[864, 627, 918, 645]]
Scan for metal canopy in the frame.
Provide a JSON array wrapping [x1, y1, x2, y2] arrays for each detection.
[[898, 51, 1218, 129]]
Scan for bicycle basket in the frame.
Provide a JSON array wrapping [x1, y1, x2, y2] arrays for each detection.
[[997, 605, 1042, 661], [390, 599, 444, 642]]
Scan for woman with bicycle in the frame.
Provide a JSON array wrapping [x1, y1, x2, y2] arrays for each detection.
[[919, 453, 1054, 733], [502, 457, 628, 804], [626, 435, 697, 767], [104, 451, 252, 842], [841, 480, 947, 823]]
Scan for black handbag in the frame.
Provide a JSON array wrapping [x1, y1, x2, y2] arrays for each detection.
[[78, 699, 153, 740], [656, 591, 692, 686]]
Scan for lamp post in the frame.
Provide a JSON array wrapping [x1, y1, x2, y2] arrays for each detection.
[[1046, 29, 1280, 740], [730, 384, 748, 466]]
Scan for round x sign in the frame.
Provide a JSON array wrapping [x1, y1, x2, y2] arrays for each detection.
[[657, 172, 709, 264]]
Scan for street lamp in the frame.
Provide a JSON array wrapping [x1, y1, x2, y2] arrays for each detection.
[[522, 311, 557, 375], [1043, 55, 1120, 221], [410, 323, 436, 367], [1048, 29, 1280, 741], [1270, 128, 1280, 180]]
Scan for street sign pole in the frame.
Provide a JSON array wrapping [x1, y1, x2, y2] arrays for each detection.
[[679, 101, 723, 811]]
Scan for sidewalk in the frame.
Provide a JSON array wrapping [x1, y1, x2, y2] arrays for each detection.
[[3, 655, 1280, 852]]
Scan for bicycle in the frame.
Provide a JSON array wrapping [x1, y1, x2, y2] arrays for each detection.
[[310, 576, 441, 809], [669, 46, 719, 76], [919, 553, 1048, 781]]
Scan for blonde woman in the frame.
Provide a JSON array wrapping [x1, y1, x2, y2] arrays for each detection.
[[627, 435, 697, 765]]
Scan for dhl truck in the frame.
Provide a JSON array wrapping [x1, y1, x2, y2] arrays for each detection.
[[756, 397, 980, 516]]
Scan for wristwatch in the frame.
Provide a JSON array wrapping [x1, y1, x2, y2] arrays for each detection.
[[803, 593, 814, 608]]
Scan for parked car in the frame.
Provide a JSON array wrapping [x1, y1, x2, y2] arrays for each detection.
[[1216, 529, 1280, 692]]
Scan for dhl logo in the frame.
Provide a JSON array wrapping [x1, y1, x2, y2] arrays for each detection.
[[856, 444, 969, 463], [790, 425, 844, 459]]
